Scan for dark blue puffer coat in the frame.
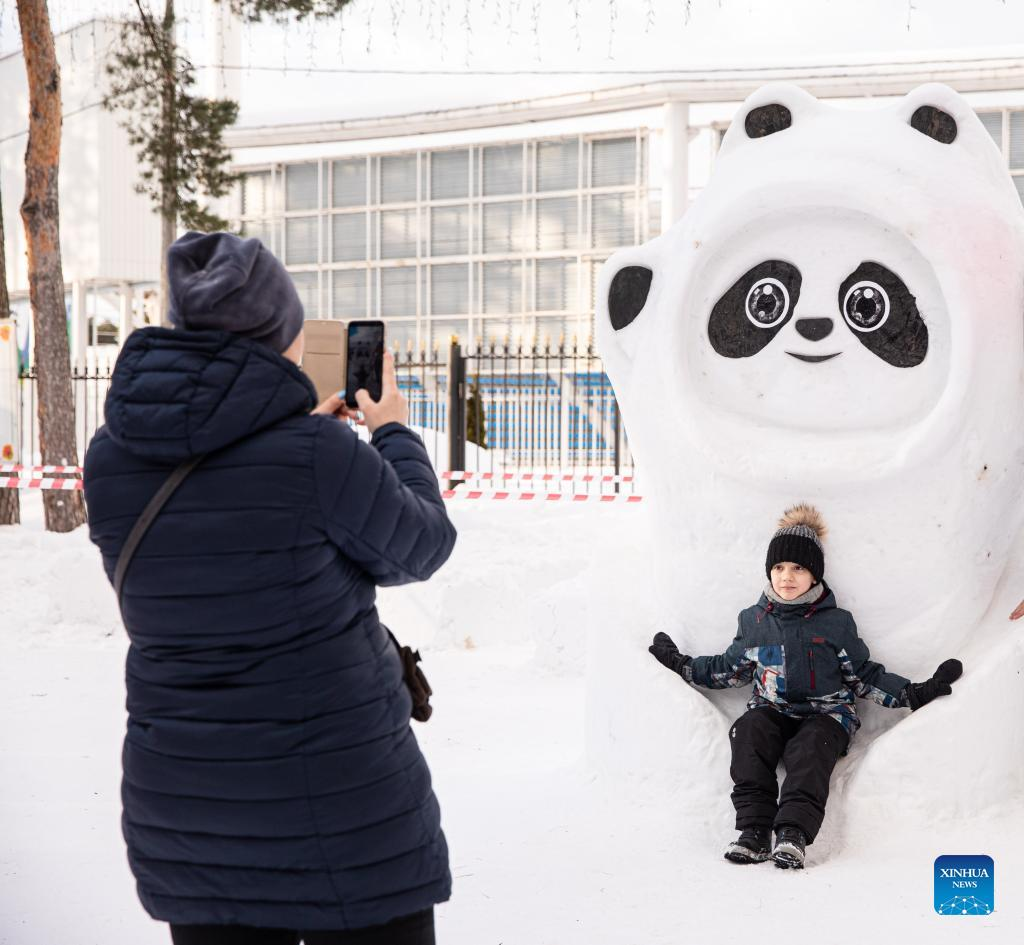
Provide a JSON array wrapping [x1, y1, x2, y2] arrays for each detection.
[[83, 326, 457, 931]]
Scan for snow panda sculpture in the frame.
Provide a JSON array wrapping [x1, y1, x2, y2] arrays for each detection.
[[590, 83, 1024, 835]]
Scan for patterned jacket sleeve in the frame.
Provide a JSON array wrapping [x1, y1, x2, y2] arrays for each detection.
[[314, 419, 457, 586], [838, 617, 911, 708], [688, 621, 756, 689]]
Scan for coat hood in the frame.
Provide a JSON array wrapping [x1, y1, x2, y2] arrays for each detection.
[[103, 327, 317, 463]]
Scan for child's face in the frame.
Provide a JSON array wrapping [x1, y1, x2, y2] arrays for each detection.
[[770, 562, 814, 600]]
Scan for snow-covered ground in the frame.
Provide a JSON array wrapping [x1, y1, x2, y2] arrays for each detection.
[[1, 490, 1021, 944]]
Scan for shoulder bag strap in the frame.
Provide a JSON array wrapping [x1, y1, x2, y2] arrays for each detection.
[[114, 454, 205, 606]]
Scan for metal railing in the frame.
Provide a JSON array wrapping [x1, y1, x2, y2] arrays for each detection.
[[16, 342, 636, 493], [16, 367, 113, 467]]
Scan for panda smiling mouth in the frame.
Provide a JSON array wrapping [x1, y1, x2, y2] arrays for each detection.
[[786, 351, 841, 363]]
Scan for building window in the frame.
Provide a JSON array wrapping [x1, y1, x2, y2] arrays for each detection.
[[482, 201, 525, 254], [482, 144, 522, 196], [285, 163, 318, 211], [242, 171, 273, 216], [592, 137, 636, 188], [332, 269, 369, 318], [482, 260, 522, 314], [380, 208, 418, 258], [536, 258, 578, 312], [537, 139, 579, 192], [332, 158, 367, 207], [381, 154, 417, 203], [285, 216, 318, 265], [430, 264, 469, 315], [430, 205, 470, 257], [331, 212, 367, 263], [591, 193, 635, 248], [381, 266, 417, 317], [290, 270, 319, 317], [536, 196, 578, 251], [431, 149, 470, 200]]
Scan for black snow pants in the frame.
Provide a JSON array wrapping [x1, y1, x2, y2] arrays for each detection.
[[729, 706, 849, 843], [169, 908, 434, 945]]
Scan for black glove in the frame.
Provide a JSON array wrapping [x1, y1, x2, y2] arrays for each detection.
[[649, 632, 693, 677], [904, 658, 963, 711]]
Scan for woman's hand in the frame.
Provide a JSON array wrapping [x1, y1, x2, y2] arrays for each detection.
[[354, 350, 409, 434], [311, 391, 363, 423]]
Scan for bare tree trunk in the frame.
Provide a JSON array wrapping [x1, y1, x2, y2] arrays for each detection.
[[159, 0, 176, 326], [16, 0, 85, 533], [0, 173, 21, 526]]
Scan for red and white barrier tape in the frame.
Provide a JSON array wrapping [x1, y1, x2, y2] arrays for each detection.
[[0, 477, 83, 491], [0, 464, 83, 474], [441, 470, 634, 483], [441, 489, 642, 502]]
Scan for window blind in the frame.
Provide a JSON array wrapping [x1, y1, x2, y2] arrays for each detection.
[[285, 163, 318, 211], [536, 259, 578, 312], [591, 194, 635, 248], [430, 205, 470, 256], [537, 139, 579, 192], [592, 138, 636, 188], [242, 172, 272, 216], [381, 154, 417, 203], [332, 158, 367, 207], [536, 197, 578, 251], [332, 269, 369, 318], [380, 209, 418, 259], [332, 213, 367, 263], [482, 145, 522, 196], [290, 270, 319, 317], [1010, 112, 1024, 168], [430, 264, 470, 315], [381, 266, 418, 317], [431, 149, 470, 199], [285, 216, 318, 265], [482, 261, 522, 314], [483, 201, 524, 254]]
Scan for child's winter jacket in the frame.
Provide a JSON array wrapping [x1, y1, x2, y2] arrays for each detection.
[[682, 584, 909, 744]]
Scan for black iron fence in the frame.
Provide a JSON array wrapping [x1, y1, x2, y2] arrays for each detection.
[[16, 343, 636, 493], [16, 367, 113, 467]]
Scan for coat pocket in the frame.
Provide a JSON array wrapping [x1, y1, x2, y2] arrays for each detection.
[[807, 639, 842, 695]]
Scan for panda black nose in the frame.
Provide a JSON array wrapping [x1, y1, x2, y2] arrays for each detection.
[[795, 317, 834, 341]]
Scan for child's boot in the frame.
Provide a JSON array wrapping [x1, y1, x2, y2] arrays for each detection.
[[771, 825, 807, 869], [723, 825, 771, 864]]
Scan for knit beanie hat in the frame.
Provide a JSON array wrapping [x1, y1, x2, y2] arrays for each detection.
[[765, 503, 827, 583], [167, 231, 304, 353]]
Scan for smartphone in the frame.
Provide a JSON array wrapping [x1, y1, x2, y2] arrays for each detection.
[[345, 320, 385, 408], [302, 319, 346, 404]]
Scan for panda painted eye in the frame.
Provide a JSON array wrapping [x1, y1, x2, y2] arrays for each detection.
[[837, 262, 928, 368], [842, 281, 890, 333], [709, 260, 801, 359], [745, 278, 790, 328]]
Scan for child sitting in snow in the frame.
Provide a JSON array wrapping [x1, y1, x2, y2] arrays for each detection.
[[648, 504, 962, 870]]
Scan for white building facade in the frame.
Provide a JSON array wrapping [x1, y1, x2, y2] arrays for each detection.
[[225, 57, 1024, 351], [4, 17, 1024, 357]]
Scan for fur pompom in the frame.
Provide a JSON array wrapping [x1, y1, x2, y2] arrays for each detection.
[[778, 502, 827, 539]]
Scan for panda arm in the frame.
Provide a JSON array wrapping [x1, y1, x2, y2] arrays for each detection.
[[689, 620, 755, 690], [837, 618, 911, 708]]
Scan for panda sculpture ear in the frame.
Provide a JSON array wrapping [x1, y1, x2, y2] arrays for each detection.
[[910, 104, 957, 144], [608, 266, 654, 331], [745, 103, 793, 139]]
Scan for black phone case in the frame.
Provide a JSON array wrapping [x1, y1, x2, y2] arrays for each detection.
[[345, 321, 385, 408]]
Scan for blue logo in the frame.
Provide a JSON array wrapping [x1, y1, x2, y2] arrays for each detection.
[[934, 855, 994, 915]]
